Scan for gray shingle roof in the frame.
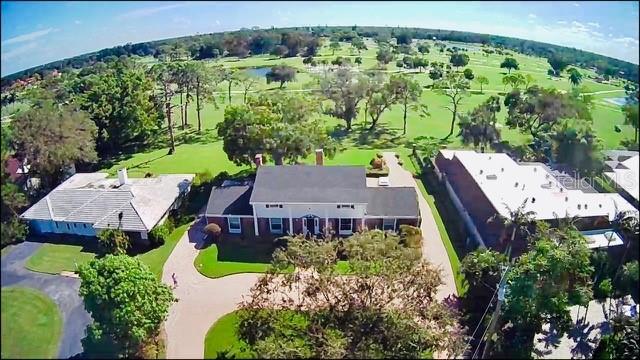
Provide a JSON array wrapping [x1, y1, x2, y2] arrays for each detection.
[[250, 165, 368, 204], [21, 172, 194, 232], [206, 185, 253, 216], [366, 187, 420, 217]]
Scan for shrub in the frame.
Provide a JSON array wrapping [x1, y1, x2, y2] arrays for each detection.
[[204, 223, 222, 241], [98, 228, 131, 255], [149, 225, 170, 246], [193, 170, 214, 187], [400, 225, 422, 249], [144, 172, 154, 178], [376, 152, 383, 159]]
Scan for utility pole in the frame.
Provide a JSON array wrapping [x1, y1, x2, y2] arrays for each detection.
[[480, 265, 509, 359]]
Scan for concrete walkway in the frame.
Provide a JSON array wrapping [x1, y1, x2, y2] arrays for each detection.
[[162, 217, 259, 359], [382, 152, 458, 299], [1, 241, 92, 359]]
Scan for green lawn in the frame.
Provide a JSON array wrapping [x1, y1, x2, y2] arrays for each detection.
[[204, 311, 251, 359], [194, 238, 282, 278], [1, 287, 63, 359], [136, 223, 190, 278], [25, 242, 97, 275], [25, 224, 189, 277]]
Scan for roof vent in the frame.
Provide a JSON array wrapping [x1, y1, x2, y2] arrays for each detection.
[[480, 169, 483, 175], [599, 204, 602, 208], [515, 182, 519, 187], [577, 204, 582, 210], [560, 188, 564, 193], [501, 167, 504, 172], [584, 204, 588, 209], [534, 167, 537, 172], [486, 174, 497, 180], [565, 196, 568, 202], [531, 197, 536, 203]]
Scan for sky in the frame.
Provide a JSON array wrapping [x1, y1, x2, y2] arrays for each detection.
[[1, 1, 639, 76]]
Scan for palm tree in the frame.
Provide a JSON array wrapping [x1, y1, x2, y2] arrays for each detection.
[[568, 68, 583, 87], [488, 198, 536, 259]]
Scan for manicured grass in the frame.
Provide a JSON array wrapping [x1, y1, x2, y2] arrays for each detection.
[[25, 224, 189, 277], [407, 154, 466, 296], [204, 311, 251, 359], [194, 238, 278, 278], [1, 287, 63, 359], [136, 223, 190, 279], [25, 243, 97, 275]]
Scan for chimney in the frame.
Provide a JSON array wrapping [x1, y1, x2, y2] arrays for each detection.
[[117, 168, 129, 186], [254, 154, 263, 167], [315, 149, 324, 166]]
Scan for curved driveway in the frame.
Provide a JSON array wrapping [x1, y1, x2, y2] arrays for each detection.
[[1, 241, 92, 359], [162, 218, 259, 359], [162, 154, 458, 358]]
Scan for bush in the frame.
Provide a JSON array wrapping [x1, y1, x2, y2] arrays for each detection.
[[144, 172, 154, 178], [193, 170, 214, 187], [366, 167, 389, 178], [400, 225, 422, 249], [204, 223, 222, 241], [149, 222, 172, 246], [376, 153, 383, 159], [97, 228, 130, 255]]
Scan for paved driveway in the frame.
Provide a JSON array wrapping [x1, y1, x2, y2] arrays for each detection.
[[382, 152, 458, 299], [1, 241, 92, 359], [162, 217, 259, 359]]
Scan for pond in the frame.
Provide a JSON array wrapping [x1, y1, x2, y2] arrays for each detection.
[[603, 97, 628, 106], [244, 67, 270, 77]]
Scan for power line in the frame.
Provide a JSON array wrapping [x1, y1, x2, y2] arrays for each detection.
[[470, 265, 510, 359], [463, 266, 510, 358]]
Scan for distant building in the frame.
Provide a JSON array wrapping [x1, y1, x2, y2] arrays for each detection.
[[603, 150, 639, 208], [434, 150, 637, 254], [21, 169, 194, 240]]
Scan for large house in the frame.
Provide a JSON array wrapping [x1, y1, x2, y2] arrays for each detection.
[[21, 169, 194, 240], [602, 150, 639, 208], [205, 151, 421, 237], [434, 150, 637, 253]]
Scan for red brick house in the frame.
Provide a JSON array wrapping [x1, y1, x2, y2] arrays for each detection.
[[205, 152, 420, 238]]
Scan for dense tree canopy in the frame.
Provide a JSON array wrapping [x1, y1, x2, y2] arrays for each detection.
[[236, 230, 466, 358], [217, 92, 335, 166], [78, 255, 175, 357], [457, 95, 502, 152], [319, 67, 370, 130], [265, 65, 296, 89], [1, 128, 28, 247], [449, 53, 470, 69], [11, 102, 97, 190], [73, 59, 161, 156], [500, 57, 519, 74]]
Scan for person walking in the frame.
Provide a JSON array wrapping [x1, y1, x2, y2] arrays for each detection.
[[172, 272, 178, 289]]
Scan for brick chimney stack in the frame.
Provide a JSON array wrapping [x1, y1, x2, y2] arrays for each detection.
[[254, 154, 263, 167], [315, 149, 324, 166]]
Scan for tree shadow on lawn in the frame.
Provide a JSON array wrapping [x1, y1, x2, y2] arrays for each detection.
[[173, 128, 221, 146], [27, 234, 102, 256], [199, 235, 279, 264], [354, 124, 406, 149]]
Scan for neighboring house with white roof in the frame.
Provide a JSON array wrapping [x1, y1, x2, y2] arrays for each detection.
[[434, 150, 637, 253], [602, 150, 639, 208], [20, 169, 194, 240]]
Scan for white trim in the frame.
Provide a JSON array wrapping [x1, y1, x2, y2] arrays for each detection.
[[228, 217, 242, 234], [252, 204, 259, 236], [269, 218, 283, 234], [205, 214, 254, 218], [251, 201, 368, 205], [363, 215, 420, 219], [338, 218, 353, 235]]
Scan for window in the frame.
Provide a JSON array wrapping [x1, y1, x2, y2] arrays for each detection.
[[266, 204, 283, 208], [337, 204, 354, 209], [83, 224, 88, 228], [228, 217, 241, 234], [339, 218, 352, 234], [383, 218, 396, 231], [67, 223, 71, 230], [270, 218, 283, 234], [55, 222, 59, 228]]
